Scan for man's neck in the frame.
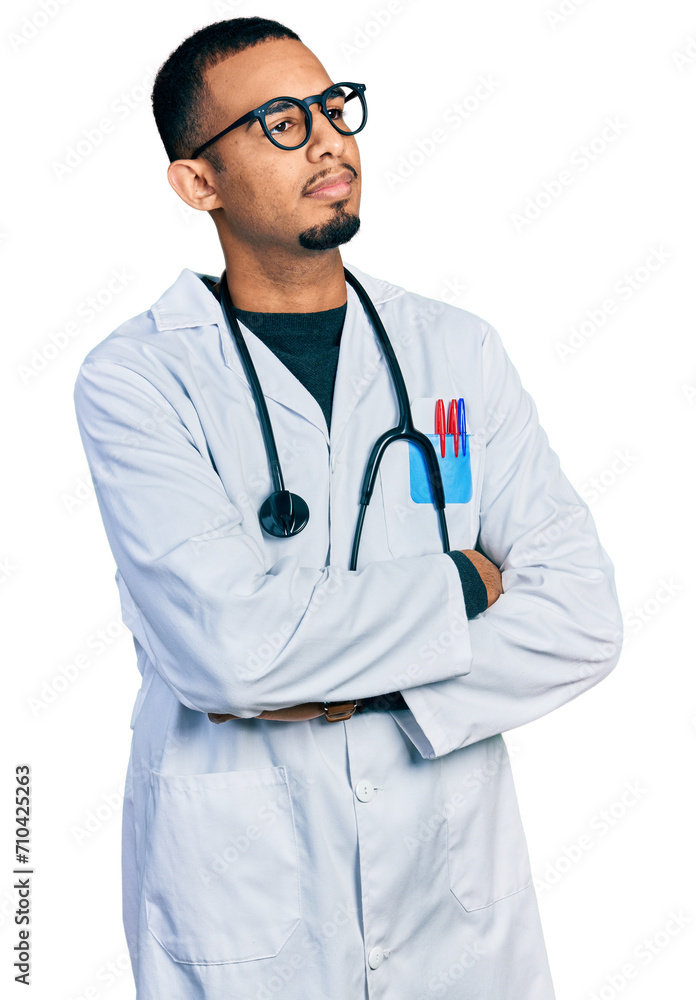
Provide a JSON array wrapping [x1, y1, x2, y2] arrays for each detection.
[[215, 247, 348, 312]]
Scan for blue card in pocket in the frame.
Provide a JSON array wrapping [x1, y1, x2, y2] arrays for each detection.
[[408, 433, 472, 504]]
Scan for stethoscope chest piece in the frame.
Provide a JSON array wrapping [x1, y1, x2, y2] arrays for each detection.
[[259, 489, 310, 537]]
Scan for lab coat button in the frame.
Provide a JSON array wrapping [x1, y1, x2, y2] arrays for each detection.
[[355, 779, 374, 802], [368, 946, 384, 969]]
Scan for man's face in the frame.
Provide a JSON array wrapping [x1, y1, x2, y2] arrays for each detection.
[[200, 38, 361, 253]]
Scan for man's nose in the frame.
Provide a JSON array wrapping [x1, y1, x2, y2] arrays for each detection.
[[306, 104, 348, 151]]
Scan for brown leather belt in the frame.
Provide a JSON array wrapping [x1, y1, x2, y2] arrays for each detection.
[[323, 699, 364, 722]]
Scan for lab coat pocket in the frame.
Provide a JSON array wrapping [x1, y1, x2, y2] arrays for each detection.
[[379, 420, 482, 559], [408, 434, 472, 504], [143, 765, 301, 964], [443, 736, 532, 911]]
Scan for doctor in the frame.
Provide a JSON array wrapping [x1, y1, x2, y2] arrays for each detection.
[[73, 15, 623, 1000]]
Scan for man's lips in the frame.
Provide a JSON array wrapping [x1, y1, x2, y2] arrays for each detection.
[[305, 170, 354, 199]]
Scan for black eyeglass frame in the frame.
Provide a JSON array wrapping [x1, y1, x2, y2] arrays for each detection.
[[191, 81, 367, 158]]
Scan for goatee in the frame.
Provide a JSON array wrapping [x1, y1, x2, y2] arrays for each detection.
[[298, 207, 361, 250]]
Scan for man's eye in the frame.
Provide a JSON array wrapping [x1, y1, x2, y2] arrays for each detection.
[[269, 119, 294, 134], [327, 107, 345, 120]]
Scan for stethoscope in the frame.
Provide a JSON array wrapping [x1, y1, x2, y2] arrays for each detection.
[[218, 267, 450, 570]]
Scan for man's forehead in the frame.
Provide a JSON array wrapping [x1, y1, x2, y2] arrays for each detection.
[[204, 39, 332, 114]]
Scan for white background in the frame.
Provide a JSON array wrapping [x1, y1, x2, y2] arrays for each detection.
[[3, 0, 695, 998]]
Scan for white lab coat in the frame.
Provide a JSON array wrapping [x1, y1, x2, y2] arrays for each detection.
[[73, 263, 623, 1000]]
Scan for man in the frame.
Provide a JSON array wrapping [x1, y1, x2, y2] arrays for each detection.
[[73, 16, 623, 1000]]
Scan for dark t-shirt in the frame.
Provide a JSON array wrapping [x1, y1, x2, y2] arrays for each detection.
[[231, 301, 345, 432]]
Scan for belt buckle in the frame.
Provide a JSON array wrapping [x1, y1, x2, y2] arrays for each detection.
[[323, 699, 358, 722]]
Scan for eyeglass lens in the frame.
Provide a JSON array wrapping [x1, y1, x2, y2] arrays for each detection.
[[264, 85, 364, 147]]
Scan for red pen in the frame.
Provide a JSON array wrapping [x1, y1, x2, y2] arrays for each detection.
[[447, 399, 459, 457], [435, 399, 446, 457]]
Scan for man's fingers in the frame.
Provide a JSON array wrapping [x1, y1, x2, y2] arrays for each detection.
[[256, 703, 326, 721], [207, 705, 326, 723]]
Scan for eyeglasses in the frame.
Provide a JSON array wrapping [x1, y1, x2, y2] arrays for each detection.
[[191, 81, 367, 158]]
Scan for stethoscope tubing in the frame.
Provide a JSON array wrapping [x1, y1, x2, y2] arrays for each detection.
[[342, 269, 449, 566], [218, 266, 450, 570], [219, 274, 286, 495]]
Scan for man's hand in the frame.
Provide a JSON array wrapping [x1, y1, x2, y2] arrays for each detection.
[[460, 549, 503, 608], [209, 702, 340, 724]]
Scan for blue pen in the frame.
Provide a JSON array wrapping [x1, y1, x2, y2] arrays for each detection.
[[458, 397, 466, 456]]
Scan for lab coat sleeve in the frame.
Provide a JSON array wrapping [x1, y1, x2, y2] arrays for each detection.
[[73, 359, 474, 717], [392, 323, 623, 759]]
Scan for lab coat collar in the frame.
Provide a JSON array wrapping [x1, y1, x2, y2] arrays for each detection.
[[150, 262, 402, 330], [150, 263, 405, 448]]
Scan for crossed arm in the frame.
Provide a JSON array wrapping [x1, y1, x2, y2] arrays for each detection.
[[208, 548, 503, 723]]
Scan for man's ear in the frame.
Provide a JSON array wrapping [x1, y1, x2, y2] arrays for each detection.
[[167, 159, 223, 212]]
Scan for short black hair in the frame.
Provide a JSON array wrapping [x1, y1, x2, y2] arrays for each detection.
[[151, 17, 302, 172]]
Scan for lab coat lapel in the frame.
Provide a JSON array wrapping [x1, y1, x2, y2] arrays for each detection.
[[213, 287, 329, 446], [328, 277, 384, 451], [329, 262, 405, 449], [227, 329, 329, 443], [153, 266, 403, 450], [152, 268, 329, 442]]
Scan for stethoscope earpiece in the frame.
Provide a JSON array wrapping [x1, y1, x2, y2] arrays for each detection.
[[259, 490, 310, 537]]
